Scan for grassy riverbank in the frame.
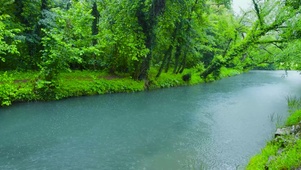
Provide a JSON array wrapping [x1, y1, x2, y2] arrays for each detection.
[[246, 97, 301, 170], [0, 67, 242, 107]]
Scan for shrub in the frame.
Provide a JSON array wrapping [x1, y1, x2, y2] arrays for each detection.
[[0, 72, 17, 106], [182, 73, 191, 82]]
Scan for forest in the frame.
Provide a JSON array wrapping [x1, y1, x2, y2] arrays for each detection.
[[1, 0, 301, 169], [0, 0, 301, 104]]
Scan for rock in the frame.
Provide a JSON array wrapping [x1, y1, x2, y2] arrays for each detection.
[[291, 124, 301, 134], [296, 132, 301, 139], [291, 125, 296, 134], [275, 127, 291, 137]]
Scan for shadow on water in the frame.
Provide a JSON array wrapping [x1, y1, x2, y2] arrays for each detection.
[[1, 70, 301, 169]]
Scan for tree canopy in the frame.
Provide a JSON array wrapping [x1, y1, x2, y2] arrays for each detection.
[[0, 0, 300, 89]]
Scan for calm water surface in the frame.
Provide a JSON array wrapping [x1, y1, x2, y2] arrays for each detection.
[[1, 71, 301, 170]]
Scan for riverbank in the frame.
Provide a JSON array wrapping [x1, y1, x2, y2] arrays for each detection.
[[246, 97, 301, 169], [0, 67, 241, 107]]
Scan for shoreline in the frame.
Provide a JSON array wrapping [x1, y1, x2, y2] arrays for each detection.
[[2, 69, 300, 168], [247, 98, 301, 169], [0, 68, 242, 107]]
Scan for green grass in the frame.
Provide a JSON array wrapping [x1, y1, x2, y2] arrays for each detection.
[[0, 67, 242, 106], [247, 135, 301, 170], [287, 96, 301, 112], [58, 75, 145, 98], [247, 143, 280, 170], [286, 109, 301, 126], [247, 98, 301, 170], [268, 139, 301, 169]]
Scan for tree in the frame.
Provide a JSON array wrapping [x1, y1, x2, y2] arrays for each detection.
[[97, 0, 150, 78], [0, 10, 20, 63], [154, 0, 211, 77], [37, 1, 99, 98], [136, 0, 166, 80], [200, 0, 301, 78]]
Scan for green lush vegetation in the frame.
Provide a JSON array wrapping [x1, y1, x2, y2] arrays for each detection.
[[0, 67, 241, 106], [0, 0, 239, 106], [247, 97, 301, 170], [1, 0, 300, 107], [1, 0, 301, 168]]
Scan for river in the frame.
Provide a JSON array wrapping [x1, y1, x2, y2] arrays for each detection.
[[1, 70, 301, 169]]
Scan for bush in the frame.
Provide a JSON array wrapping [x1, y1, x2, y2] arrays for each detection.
[[182, 73, 191, 82], [0, 72, 17, 106], [219, 67, 241, 78]]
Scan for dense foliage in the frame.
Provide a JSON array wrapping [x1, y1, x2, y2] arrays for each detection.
[[0, 0, 231, 96], [0, 0, 300, 100], [1, 1, 301, 168]]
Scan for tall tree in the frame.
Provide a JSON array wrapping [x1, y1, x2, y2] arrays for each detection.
[[200, 0, 300, 78], [37, 1, 98, 98], [137, 0, 166, 80], [91, 1, 100, 46], [0, 15, 20, 63]]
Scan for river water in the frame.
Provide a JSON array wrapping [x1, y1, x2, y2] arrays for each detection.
[[1, 71, 301, 170]]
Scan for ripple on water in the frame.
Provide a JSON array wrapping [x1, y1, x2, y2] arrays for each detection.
[[0, 71, 301, 169]]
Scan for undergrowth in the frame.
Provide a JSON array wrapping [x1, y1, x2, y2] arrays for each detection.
[[0, 67, 241, 106]]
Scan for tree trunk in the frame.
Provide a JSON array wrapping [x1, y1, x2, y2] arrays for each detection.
[[156, 45, 172, 78], [165, 51, 172, 73], [173, 45, 181, 74], [92, 2, 100, 46], [91, 2, 100, 70], [157, 24, 178, 76], [200, 13, 290, 79], [137, 0, 166, 80], [177, 51, 187, 74]]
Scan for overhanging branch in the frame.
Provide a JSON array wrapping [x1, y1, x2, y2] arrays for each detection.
[[255, 40, 287, 44]]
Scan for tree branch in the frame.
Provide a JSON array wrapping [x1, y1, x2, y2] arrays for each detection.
[[252, 0, 263, 26], [255, 40, 287, 44]]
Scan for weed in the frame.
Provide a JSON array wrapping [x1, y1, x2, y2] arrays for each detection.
[[287, 96, 301, 112], [247, 97, 301, 169], [268, 112, 283, 128]]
